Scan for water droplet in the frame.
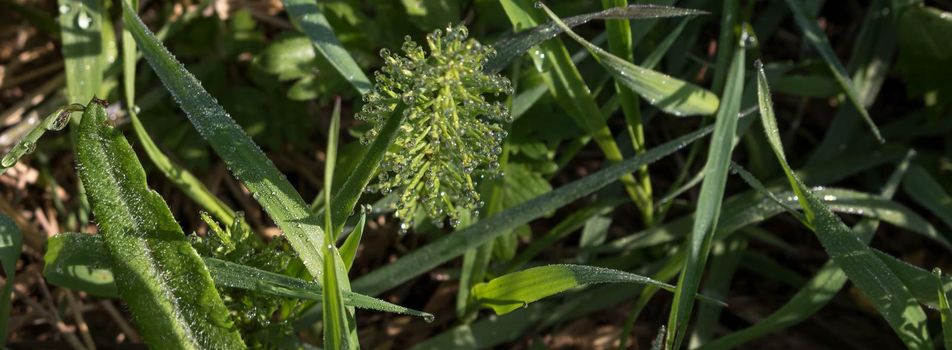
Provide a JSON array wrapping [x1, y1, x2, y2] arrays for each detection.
[[534, 1, 544, 9], [58, 4, 70, 14], [76, 11, 92, 29], [754, 59, 764, 70], [0, 154, 17, 168]]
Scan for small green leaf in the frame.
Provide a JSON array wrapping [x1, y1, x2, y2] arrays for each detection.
[[541, 4, 719, 116], [76, 100, 245, 348], [0, 214, 22, 342], [472, 264, 719, 315], [339, 212, 365, 272], [903, 164, 952, 231], [897, 6, 952, 99]]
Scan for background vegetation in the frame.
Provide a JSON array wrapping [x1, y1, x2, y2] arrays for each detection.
[[1, 0, 952, 349]]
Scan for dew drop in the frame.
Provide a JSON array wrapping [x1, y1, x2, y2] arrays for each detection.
[[76, 11, 92, 29], [58, 4, 70, 14]]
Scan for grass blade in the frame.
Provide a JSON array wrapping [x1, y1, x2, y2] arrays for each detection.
[[44, 233, 434, 320], [783, 0, 884, 142], [903, 164, 952, 231], [283, 0, 372, 95], [339, 211, 365, 272], [75, 100, 245, 348], [0, 104, 84, 175], [487, 4, 706, 74], [472, 264, 722, 315], [666, 40, 745, 349], [121, 0, 237, 227], [0, 214, 22, 342], [936, 269, 952, 349], [121, 0, 326, 278], [541, 4, 719, 117], [347, 121, 720, 298], [754, 60, 931, 348], [57, 0, 103, 105]]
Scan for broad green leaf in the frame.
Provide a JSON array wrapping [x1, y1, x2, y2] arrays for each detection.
[[121, 0, 237, 227], [75, 100, 245, 349], [121, 0, 326, 278], [472, 264, 721, 315], [666, 40, 745, 349], [903, 164, 952, 231], [754, 60, 931, 348], [44, 233, 117, 298], [45, 233, 434, 320], [0, 214, 22, 342], [486, 4, 706, 74], [348, 120, 721, 297], [541, 4, 719, 117], [0, 104, 84, 175], [283, 0, 372, 95], [784, 0, 884, 142]]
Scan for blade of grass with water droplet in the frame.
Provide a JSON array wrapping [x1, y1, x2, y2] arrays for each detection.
[[58, 0, 103, 106], [339, 212, 365, 272], [347, 121, 719, 298], [120, 0, 326, 279], [75, 100, 245, 348], [282, 0, 372, 95], [754, 60, 931, 348], [701, 151, 915, 349], [472, 264, 723, 315], [44, 233, 434, 320], [486, 3, 706, 74], [0, 214, 22, 342], [540, 4, 719, 117], [0, 104, 83, 175], [783, 0, 883, 142], [121, 0, 237, 227], [665, 38, 745, 349]]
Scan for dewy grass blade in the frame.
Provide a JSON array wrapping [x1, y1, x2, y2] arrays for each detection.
[[57, 0, 103, 105], [471, 264, 723, 315], [283, 0, 372, 95], [486, 3, 706, 74], [120, 0, 326, 278], [0, 214, 22, 342], [935, 268, 952, 349], [348, 121, 719, 297], [783, 0, 884, 143], [540, 4, 719, 117], [75, 100, 245, 348], [121, 0, 237, 227], [754, 60, 931, 348], [702, 151, 916, 350], [339, 211, 365, 272], [44, 233, 435, 321], [666, 41, 745, 350], [0, 104, 84, 176]]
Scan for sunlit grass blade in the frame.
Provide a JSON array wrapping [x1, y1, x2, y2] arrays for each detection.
[[75, 100, 245, 348], [121, 0, 237, 227], [783, 0, 884, 142], [347, 121, 720, 298], [702, 151, 915, 349], [486, 3, 706, 73], [120, 0, 326, 278], [0, 214, 22, 342], [541, 4, 718, 117], [282, 0, 372, 95], [903, 164, 952, 231], [754, 60, 930, 348], [500, 0, 658, 215], [665, 40, 745, 349], [339, 211, 365, 272], [0, 104, 83, 175], [472, 264, 723, 315], [44, 233, 434, 320], [935, 268, 952, 349], [58, 0, 104, 105]]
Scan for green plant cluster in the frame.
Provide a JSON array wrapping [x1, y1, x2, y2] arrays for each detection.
[[357, 24, 513, 231]]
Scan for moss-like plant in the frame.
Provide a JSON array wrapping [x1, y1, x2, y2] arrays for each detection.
[[358, 24, 513, 231]]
